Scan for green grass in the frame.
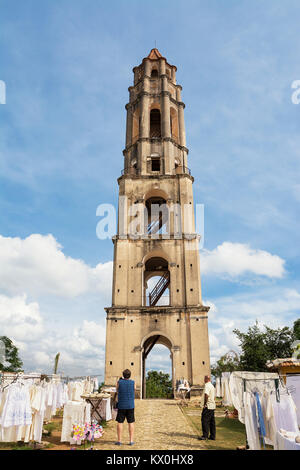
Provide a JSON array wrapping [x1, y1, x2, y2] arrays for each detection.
[[43, 420, 61, 436], [0, 441, 55, 450], [0, 442, 19, 450], [42, 442, 55, 449], [182, 406, 247, 450], [11, 444, 34, 450]]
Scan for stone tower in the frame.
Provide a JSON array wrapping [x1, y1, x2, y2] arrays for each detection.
[[104, 49, 210, 398]]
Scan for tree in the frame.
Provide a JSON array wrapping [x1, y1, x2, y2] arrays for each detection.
[[293, 319, 300, 340], [233, 322, 294, 372], [145, 370, 173, 398], [264, 325, 295, 359], [211, 351, 240, 378], [0, 336, 23, 372]]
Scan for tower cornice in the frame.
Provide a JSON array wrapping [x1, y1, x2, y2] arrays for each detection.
[[117, 172, 194, 186], [105, 306, 210, 315], [128, 74, 182, 92], [122, 136, 189, 155], [111, 233, 200, 243], [126, 92, 185, 110]]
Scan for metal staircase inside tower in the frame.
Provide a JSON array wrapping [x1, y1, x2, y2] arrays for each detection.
[[147, 215, 162, 234], [147, 212, 169, 235], [148, 272, 170, 306]]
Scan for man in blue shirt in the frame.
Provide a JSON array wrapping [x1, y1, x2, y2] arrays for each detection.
[[115, 369, 136, 446]]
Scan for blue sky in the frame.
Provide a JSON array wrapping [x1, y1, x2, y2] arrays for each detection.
[[0, 0, 300, 378]]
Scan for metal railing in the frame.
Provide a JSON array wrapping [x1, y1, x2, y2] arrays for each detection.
[[145, 295, 170, 307], [121, 166, 191, 177]]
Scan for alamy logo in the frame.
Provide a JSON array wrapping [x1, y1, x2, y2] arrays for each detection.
[[96, 197, 205, 250], [291, 80, 300, 104], [0, 80, 6, 104]]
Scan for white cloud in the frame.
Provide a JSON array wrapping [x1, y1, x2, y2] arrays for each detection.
[[201, 242, 285, 279], [0, 293, 44, 341], [207, 287, 300, 364], [0, 233, 113, 298], [33, 351, 51, 367], [74, 320, 106, 348], [146, 344, 172, 375], [9, 316, 107, 376], [204, 300, 218, 320]]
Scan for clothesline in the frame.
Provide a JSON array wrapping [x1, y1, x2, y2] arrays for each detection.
[[0, 373, 103, 388], [63, 374, 103, 382], [0, 373, 60, 390]]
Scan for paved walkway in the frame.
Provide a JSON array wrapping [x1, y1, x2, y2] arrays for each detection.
[[95, 399, 205, 450]]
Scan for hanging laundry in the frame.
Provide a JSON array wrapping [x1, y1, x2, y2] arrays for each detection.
[[254, 391, 266, 447], [244, 391, 261, 450], [286, 375, 300, 427], [0, 375, 69, 444], [229, 371, 279, 423], [215, 377, 221, 398], [221, 372, 233, 406], [275, 430, 300, 450], [61, 401, 91, 445], [0, 382, 32, 428]]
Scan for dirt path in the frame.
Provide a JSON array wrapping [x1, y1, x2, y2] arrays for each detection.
[[94, 399, 206, 450]]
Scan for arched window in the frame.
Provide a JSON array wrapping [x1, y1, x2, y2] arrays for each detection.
[[150, 109, 161, 138], [145, 197, 168, 234], [144, 257, 170, 307], [151, 69, 159, 78]]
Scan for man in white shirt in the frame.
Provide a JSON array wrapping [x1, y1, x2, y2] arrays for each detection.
[[198, 375, 216, 440]]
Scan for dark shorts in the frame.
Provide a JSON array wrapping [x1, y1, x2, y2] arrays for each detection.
[[116, 408, 135, 423]]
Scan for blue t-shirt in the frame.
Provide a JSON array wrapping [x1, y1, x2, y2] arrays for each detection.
[[117, 378, 135, 409]]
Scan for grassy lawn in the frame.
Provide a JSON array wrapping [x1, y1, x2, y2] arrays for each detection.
[[181, 406, 247, 450]]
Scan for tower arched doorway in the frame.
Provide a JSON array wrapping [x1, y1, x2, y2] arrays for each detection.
[[141, 333, 174, 399]]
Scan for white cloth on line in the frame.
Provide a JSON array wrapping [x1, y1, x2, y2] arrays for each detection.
[[0, 384, 32, 428], [229, 371, 279, 423], [244, 391, 261, 450], [270, 393, 298, 434], [221, 372, 233, 407], [216, 377, 221, 397], [274, 430, 300, 450], [61, 401, 91, 444], [286, 375, 300, 427]]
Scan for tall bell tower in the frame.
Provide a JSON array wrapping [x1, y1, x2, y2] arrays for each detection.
[[104, 49, 210, 398]]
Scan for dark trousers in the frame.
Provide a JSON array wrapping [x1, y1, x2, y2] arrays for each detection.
[[201, 407, 216, 439]]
